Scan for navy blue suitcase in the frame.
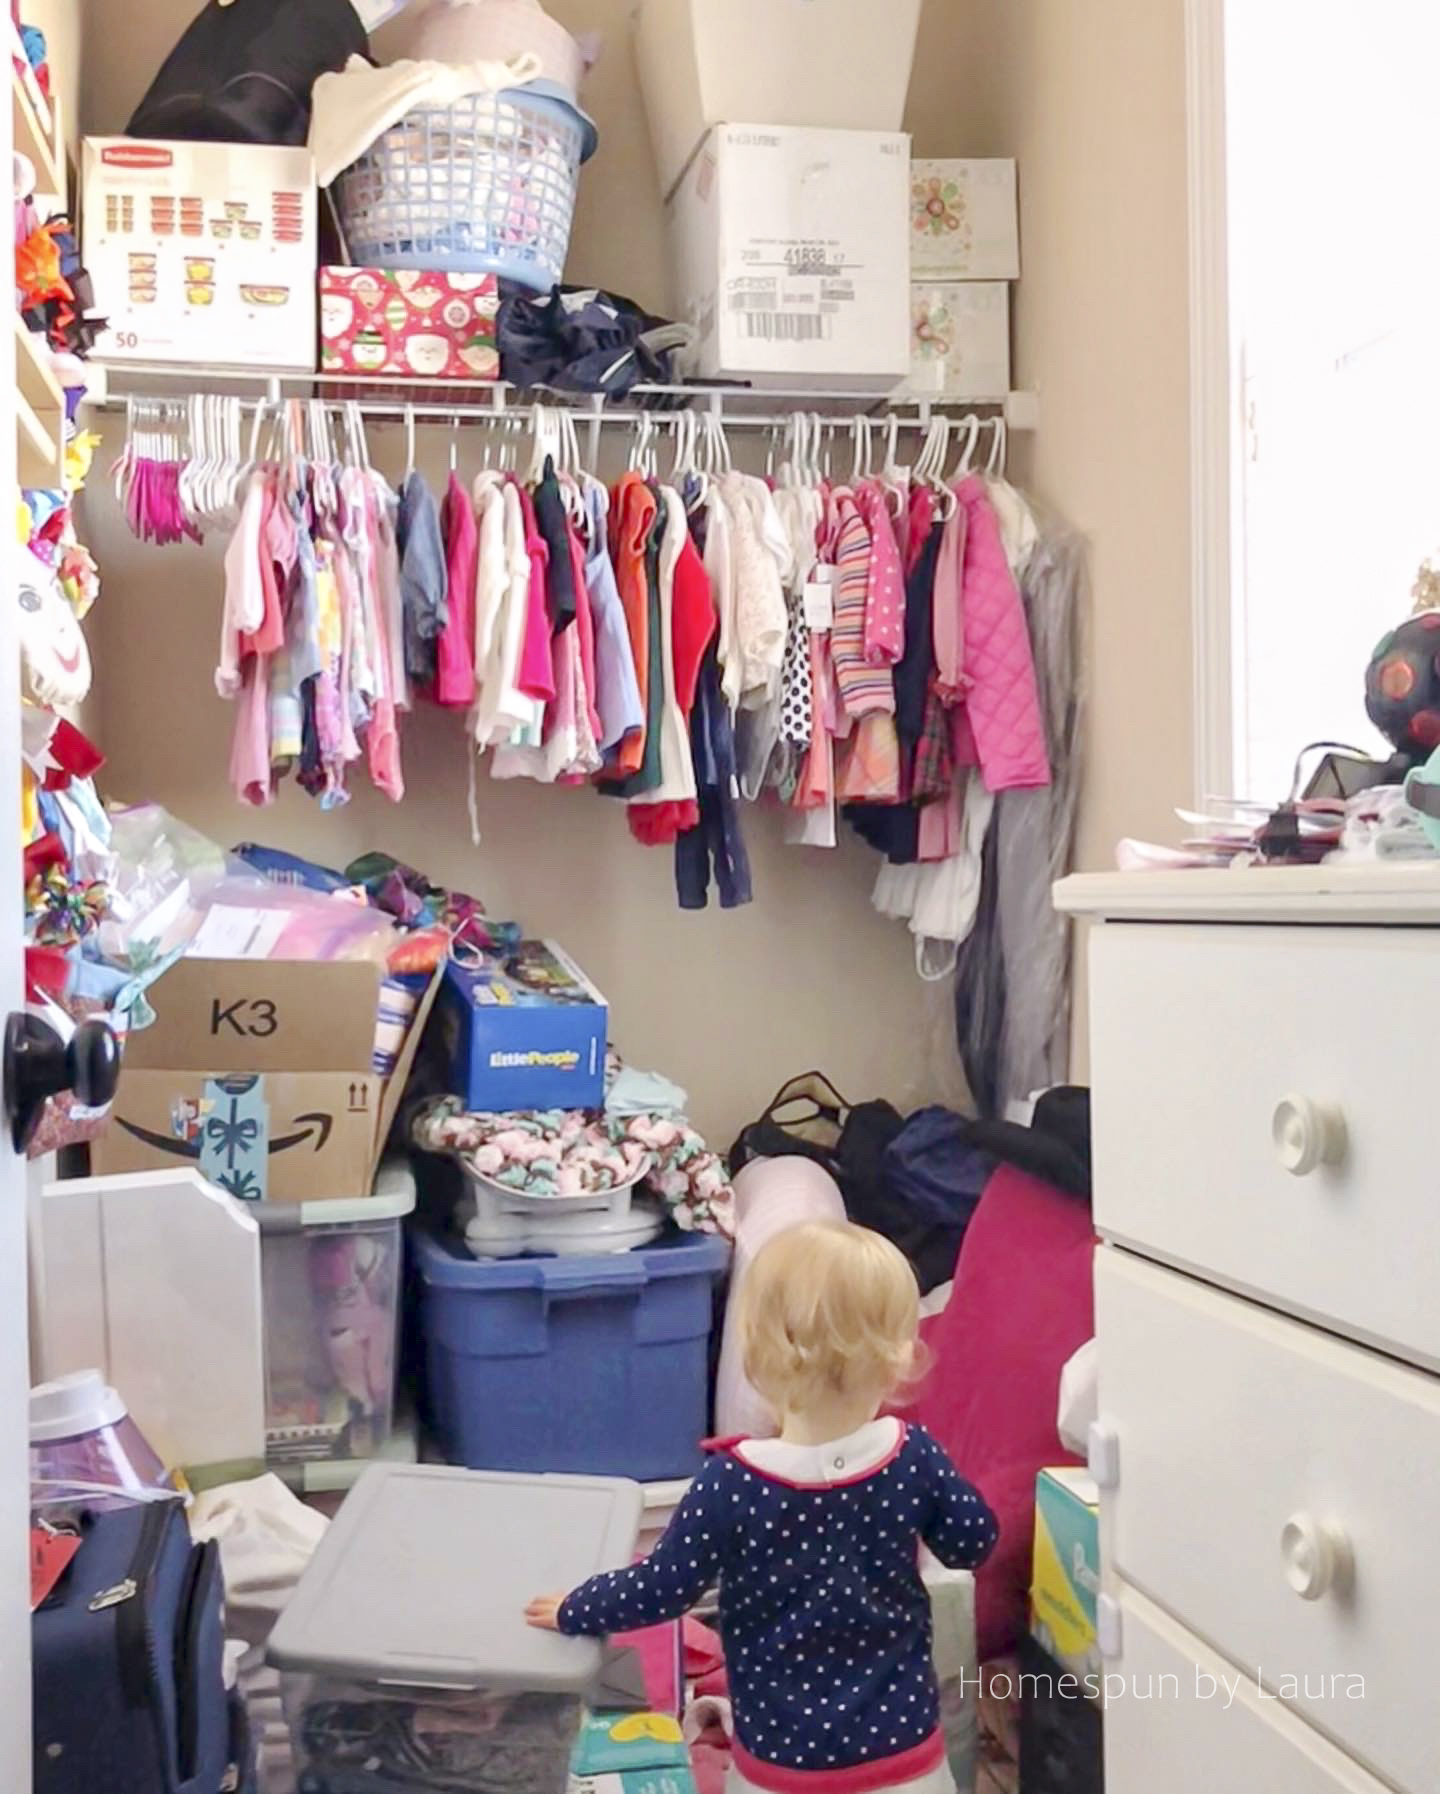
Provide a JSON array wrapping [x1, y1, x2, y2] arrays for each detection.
[[33, 1500, 237, 1794]]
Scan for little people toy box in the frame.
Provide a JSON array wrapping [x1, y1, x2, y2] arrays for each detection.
[[1030, 1466, 1101, 1688], [269, 1462, 642, 1794], [83, 137, 316, 369], [320, 266, 500, 380], [411, 1226, 730, 1481], [439, 941, 608, 1113]]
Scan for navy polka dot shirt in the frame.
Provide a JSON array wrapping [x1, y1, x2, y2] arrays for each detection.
[[558, 1423, 997, 1788]]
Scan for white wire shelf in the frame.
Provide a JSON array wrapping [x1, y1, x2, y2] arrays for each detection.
[[85, 360, 1038, 434]]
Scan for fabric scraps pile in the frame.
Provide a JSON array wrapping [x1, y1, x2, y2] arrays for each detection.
[[415, 1093, 734, 1237]]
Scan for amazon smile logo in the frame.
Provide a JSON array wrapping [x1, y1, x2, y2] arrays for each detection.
[[115, 1111, 334, 1161]]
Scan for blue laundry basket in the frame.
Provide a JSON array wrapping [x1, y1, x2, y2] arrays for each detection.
[[411, 1226, 730, 1481], [335, 84, 596, 289]]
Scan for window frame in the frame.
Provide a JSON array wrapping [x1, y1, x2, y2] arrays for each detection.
[[1185, 0, 1241, 804]]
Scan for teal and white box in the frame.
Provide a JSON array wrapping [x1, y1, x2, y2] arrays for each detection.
[[439, 941, 607, 1113]]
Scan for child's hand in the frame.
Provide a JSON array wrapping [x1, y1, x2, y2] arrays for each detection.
[[525, 1593, 565, 1630]]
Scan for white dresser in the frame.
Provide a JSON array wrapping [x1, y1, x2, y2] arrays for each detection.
[[1055, 865, 1440, 1794]]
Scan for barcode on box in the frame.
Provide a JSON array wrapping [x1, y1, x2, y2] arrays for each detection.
[[742, 312, 831, 342]]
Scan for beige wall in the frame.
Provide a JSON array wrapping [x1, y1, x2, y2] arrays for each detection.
[[76, 0, 1193, 1136], [945, 0, 1193, 870]]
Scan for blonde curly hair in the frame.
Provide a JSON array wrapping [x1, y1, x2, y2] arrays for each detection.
[[741, 1220, 921, 1413]]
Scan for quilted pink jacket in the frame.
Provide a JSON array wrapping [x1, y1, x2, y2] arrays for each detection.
[[955, 474, 1051, 791]]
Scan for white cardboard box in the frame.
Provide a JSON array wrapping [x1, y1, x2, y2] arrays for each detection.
[[669, 124, 911, 391], [904, 281, 1011, 402], [83, 138, 317, 370], [634, 0, 921, 200], [910, 159, 1020, 281]]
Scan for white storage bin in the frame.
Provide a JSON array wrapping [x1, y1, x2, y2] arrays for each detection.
[[668, 123, 911, 391], [634, 0, 922, 198], [269, 1463, 642, 1794], [257, 1162, 414, 1470]]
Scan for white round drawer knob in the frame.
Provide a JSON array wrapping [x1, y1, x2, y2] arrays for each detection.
[[1281, 1513, 1351, 1600], [1272, 1095, 1347, 1177]]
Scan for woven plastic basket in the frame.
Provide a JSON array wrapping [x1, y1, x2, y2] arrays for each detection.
[[335, 86, 587, 288]]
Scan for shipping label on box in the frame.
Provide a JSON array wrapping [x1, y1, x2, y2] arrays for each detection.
[[440, 941, 608, 1113], [670, 124, 911, 390], [910, 159, 1019, 281], [83, 137, 317, 370], [905, 282, 1010, 402], [1030, 1467, 1101, 1689], [320, 267, 499, 380]]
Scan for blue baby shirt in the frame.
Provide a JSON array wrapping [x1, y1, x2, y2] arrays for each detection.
[[558, 1422, 998, 1791]]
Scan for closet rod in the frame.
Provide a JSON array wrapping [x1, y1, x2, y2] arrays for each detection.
[[88, 363, 1032, 430]]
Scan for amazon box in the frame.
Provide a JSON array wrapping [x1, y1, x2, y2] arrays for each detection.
[[91, 959, 440, 1203]]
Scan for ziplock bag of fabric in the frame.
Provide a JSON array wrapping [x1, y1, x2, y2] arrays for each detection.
[[127, 0, 369, 145], [498, 284, 696, 398]]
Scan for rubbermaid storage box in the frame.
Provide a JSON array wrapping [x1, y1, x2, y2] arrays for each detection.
[[269, 1462, 641, 1794], [412, 1226, 730, 1479], [258, 1162, 415, 1476]]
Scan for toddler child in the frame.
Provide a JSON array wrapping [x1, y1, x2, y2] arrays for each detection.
[[527, 1220, 998, 1794]]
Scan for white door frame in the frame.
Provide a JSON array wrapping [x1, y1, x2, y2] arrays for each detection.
[[0, 69, 34, 1793], [1185, 0, 1240, 805]]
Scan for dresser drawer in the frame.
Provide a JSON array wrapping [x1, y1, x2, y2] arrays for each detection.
[[1089, 920, 1440, 1367], [1097, 1248, 1440, 1793], [1104, 1586, 1389, 1794]]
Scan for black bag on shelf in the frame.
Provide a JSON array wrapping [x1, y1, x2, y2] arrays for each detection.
[[127, 0, 368, 146]]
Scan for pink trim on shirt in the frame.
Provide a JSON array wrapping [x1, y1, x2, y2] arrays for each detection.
[[732, 1728, 945, 1794]]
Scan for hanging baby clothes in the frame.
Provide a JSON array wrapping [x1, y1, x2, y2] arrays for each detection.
[[396, 470, 448, 690], [953, 473, 1050, 792], [583, 481, 644, 757], [677, 492, 751, 909], [604, 471, 657, 779], [628, 488, 708, 844], [435, 471, 477, 707]]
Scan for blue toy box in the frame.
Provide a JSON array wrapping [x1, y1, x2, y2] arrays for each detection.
[[411, 1227, 730, 1481], [438, 941, 608, 1113]]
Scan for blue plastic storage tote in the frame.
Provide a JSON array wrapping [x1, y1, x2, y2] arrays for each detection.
[[411, 1227, 730, 1481]]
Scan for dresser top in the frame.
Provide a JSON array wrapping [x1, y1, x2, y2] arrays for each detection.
[[1054, 862, 1440, 924]]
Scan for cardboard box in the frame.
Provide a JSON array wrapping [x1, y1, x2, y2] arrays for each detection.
[[320, 267, 499, 380], [669, 124, 910, 390], [83, 137, 316, 369], [1030, 1467, 1101, 1688], [633, 0, 921, 200], [905, 282, 1011, 402], [910, 159, 1020, 281], [439, 942, 607, 1114], [91, 959, 440, 1203]]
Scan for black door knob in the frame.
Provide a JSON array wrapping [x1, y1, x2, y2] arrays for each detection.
[[3, 1012, 121, 1151]]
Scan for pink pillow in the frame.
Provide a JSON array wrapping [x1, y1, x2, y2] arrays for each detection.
[[896, 1163, 1095, 1662]]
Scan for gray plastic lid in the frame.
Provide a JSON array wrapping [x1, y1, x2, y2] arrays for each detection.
[[267, 1463, 641, 1693]]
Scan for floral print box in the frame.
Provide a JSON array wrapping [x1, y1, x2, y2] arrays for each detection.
[[319, 266, 500, 380]]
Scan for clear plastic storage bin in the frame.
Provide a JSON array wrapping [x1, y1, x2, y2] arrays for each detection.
[[269, 1463, 642, 1794], [257, 1163, 414, 1470]]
